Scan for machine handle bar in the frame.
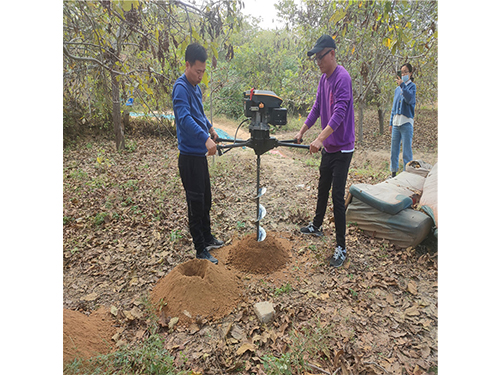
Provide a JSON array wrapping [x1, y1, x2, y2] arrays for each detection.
[[276, 141, 311, 150], [214, 137, 248, 143]]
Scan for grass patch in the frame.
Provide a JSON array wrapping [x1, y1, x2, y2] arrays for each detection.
[[93, 212, 109, 226], [274, 282, 292, 296], [280, 114, 306, 132], [351, 158, 390, 182], [258, 318, 341, 374], [303, 154, 321, 168], [64, 332, 184, 375], [68, 169, 89, 181], [262, 353, 294, 375], [64, 298, 187, 375]]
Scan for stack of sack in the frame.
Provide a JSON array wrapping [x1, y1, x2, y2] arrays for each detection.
[[346, 160, 438, 248]]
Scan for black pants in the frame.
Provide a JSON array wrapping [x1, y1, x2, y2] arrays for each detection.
[[178, 154, 213, 253], [312, 149, 353, 249]]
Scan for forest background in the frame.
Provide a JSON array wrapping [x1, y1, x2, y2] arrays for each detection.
[[1, 0, 498, 374], [62, 0, 438, 150]]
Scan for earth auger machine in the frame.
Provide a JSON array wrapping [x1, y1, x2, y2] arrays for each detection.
[[215, 89, 314, 242]]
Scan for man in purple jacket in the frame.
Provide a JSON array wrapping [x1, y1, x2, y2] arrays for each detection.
[[294, 35, 356, 268]]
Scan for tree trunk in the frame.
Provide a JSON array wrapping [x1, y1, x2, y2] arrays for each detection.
[[373, 82, 384, 134], [358, 100, 364, 143], [378, 106, 384, 134], [111, 70, 125, 151]]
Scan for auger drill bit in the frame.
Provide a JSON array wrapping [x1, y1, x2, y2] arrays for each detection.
[[255, 155, 267, 242]]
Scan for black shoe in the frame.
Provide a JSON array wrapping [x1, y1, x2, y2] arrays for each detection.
[[196, 248, 218, 264], [391, 172, 397, 178], [300, 222, 323, 236], [330, 246, 346, 268], [206, 237, 224, 251]]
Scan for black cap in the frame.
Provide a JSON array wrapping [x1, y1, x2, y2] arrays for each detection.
[[307, 35, 337, 57]]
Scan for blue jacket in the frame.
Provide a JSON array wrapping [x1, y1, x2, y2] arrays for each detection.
[[390, 80, 416, 127], [172, 74, 212, 156]]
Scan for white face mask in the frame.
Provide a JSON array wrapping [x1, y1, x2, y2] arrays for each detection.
[[402, 74, 410, 83]]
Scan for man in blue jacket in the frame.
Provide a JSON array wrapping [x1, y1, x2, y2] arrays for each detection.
[[172, 43, 223, 264]]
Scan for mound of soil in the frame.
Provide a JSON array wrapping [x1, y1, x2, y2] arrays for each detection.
[[150, 259, 242, 324], [63, 308, 115, 364], [227, 232, 291, 274]]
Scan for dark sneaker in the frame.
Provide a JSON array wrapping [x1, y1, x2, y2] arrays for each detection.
[[196, 248, 218, 264], [300, 222, 323, 236], [330, 246, 346, 268], [206, 237, 224, 251]]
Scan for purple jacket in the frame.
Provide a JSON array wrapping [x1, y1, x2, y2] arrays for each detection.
[[305, 65, 356, 153]]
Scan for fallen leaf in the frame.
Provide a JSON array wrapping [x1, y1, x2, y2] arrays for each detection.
[[158, 310, 168, 327], [419, 343, 431, 358], [404, 304, 420, 317], [189, 323, 200, 334], [386, 293, 395, 305], [110, 305, 118, 316], [413, 364, 425, 375], [307, 291, 319, 299], [169, 316, 179, 329], [116, 339, 127, 347], [129, 276, 139, 286], [129, 270, 139, 286], [123, 310, 135, 321], [222, 321, 233, 338], [333, 350, 344, 368], [340, 359, 349, 375], [419, 318, 433, 329], [319, 292, 329, 300], [407, 280, 418, 295], [252, 334, 262, 344], [81, 292, 98, 301], [130, 306, 143, 319], [236, 342, 256, 356], [390, 331, 407, 338], [231, 324, 246, 341]]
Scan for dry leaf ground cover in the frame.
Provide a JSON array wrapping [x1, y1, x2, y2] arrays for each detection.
[[63, 108, 438, 374]]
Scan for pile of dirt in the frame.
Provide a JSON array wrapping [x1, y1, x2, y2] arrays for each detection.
[[63, 308, 116, 364], [227, 232, 292, 274], [150, 259, 242, 324]]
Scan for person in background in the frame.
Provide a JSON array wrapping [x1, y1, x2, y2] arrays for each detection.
[[294, 35, 356, 268], [389, 63, 416, 177], [172, 43, 223, 264]]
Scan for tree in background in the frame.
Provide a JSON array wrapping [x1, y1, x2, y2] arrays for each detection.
[[63, 0, 242, 150], [63, 0, 437, 147], [207, 27, 319, 119], [276, 0, 437, 141]]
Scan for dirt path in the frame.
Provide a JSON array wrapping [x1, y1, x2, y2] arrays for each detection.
[[212, 118, 250, 140]]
